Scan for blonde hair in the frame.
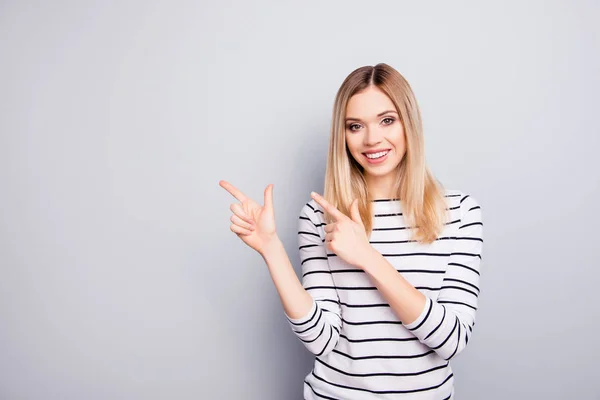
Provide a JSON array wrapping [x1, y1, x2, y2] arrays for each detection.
[[323, 63, 448, 244]]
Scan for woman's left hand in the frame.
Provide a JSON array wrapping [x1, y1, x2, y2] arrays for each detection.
[[310, 192, 376, 269]]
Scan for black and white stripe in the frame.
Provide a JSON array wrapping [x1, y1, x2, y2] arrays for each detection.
[[287, 189, 483, 399]]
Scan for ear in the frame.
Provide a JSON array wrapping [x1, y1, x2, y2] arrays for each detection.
[[350, 199, 364, 228]]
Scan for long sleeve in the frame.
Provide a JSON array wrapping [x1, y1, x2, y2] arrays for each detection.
[[284, 201, 342, 357], [403, 193, 483, 360]]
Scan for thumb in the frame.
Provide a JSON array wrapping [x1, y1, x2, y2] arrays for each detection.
[[264, 184, 274, 211], [350, 199, 363, 227]]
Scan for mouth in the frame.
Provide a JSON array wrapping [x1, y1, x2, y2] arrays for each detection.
[[362, 149, 391, 164]]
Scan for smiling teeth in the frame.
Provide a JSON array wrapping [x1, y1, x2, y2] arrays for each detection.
[[365, 150, 389, 159]]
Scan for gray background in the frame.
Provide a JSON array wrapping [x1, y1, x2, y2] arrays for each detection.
[[1, 1, 599, 399]]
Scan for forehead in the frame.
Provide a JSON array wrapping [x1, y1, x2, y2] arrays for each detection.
[[346, 86, 396, 118]]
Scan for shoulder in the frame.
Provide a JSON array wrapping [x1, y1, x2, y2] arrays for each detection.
[[298, 198, 325, 223], [298, 198, 327, 239], [445, 189, 483, 229], [443, 188, 482, 221]]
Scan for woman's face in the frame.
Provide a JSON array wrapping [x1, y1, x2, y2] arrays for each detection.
[[344, 86, 406, 181]]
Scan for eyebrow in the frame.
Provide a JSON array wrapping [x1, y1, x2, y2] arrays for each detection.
[[345, 110, 398, 122]]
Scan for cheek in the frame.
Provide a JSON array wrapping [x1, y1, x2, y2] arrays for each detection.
[[345, 134, 361, 154], [391, 128, 406, 149]]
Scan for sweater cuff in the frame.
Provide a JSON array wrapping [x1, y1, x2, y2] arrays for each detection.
[[285, 298, 318, 326], [404, 296, 449, 343], [403, 296, 432, 331]]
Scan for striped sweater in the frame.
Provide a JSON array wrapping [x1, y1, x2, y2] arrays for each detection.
[[285, 190, 483, 400]]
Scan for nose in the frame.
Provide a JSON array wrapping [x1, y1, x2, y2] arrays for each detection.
[[364, 125, 384, 146]]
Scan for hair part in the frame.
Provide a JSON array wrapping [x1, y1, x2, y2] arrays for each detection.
[[323, 63, 449, 243]]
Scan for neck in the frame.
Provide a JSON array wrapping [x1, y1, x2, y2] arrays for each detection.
[[365, 173, 398, 200]]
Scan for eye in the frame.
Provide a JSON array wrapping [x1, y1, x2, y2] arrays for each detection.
[[382, 117, 395, 125], [347, 123, 361, 132]]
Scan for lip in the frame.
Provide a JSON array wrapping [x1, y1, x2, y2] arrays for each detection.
[[362, 148, 391, 155], [363, 149, 390, 164]]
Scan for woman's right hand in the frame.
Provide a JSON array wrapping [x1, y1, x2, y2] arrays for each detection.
[[219, 180, 278, 255]]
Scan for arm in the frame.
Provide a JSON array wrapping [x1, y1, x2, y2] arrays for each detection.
[[219, 181, 340, 356], [270, 202, 342, 356], [260, 237, 314, 320], [363, 194, 483, 360]]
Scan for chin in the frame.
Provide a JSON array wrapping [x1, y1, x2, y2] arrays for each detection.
[[367, 167, 397, 177], [361, 157, 401, 173]]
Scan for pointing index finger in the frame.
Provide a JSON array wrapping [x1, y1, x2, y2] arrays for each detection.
[[311, 192, 346, 221], [219, 180, 247, 202]]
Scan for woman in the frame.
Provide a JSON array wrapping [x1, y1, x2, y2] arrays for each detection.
[[219, 63, 483, 400]]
